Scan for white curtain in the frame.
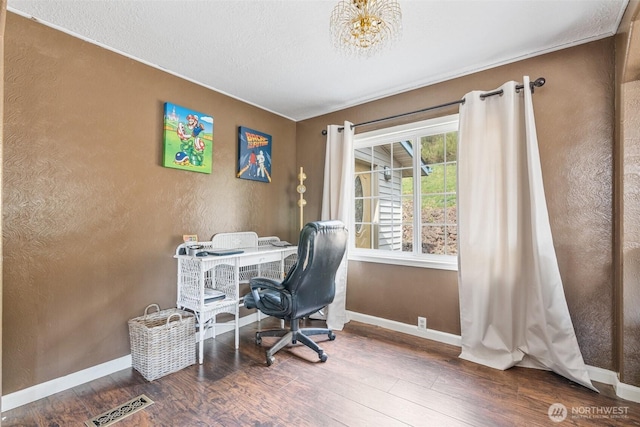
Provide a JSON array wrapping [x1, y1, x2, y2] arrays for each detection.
[[457, 77, 596, 391], [321, 121, 354, 330]]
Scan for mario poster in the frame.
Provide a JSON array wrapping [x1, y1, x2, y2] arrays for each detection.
[[162, 102, 214, 174]]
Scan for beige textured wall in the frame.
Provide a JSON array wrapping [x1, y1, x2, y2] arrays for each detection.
[[297, 39, 616, 370], [0, 0, 6, 410], [621, 80, 640, 387], [617, 0, 640, 387], [2, 13, 297, 394]]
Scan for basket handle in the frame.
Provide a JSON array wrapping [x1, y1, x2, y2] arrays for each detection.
[[143, 304, 160, 318], [166, 312, 182, 328]]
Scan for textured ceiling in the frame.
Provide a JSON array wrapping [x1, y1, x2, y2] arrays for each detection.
[[7, 0, 629, 121]]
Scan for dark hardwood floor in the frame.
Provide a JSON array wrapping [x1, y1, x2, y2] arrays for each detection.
[[3, 318, 640, 426]]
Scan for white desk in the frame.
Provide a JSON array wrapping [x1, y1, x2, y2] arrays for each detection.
[[175, 244, 297, 364]]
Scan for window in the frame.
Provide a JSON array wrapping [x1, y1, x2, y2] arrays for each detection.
[[350, 114, 459, 270]]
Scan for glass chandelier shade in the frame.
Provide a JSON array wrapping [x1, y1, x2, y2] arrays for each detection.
[[330, 0, 402, 58]]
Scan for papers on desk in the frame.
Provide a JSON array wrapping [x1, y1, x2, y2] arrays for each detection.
[[270, 241, 292, 247], [204, 289, 226, 303]]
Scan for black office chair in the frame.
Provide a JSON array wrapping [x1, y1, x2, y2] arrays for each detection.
[[244, 220, 348, 366]]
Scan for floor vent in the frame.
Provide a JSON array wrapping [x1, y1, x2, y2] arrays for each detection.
[[85, 394, 154, 426]]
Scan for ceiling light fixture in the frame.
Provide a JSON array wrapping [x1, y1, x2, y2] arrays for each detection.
[[330, 0, 402, 58]]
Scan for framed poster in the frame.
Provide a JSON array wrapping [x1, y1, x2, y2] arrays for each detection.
[[162, 102, 214, 174], [237, 126, 272, 183]]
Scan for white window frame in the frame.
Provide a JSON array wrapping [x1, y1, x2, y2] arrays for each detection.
[[349, 114, 459, 271]]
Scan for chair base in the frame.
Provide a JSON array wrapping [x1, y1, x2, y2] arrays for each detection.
[[255, 318, 335, 366]]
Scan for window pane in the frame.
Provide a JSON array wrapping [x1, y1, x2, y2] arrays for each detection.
[[352, 114, 459, 267], [421, 134, 445, 164], [394, 143, 414, 181], [402, 171, 414, 195], [444, 162, 457, 193], [446, 132, 458, 162], [380, 167, 404, 198], [422, 163, 444, 194], [402, 224, 413, 252], [378, 225, 402, 251], [354, 223, 373, 249], [354, 171, 375, 221], [422, 225, 446, 255], [379, 197, 395, 222], [398, 167, 413, 183], [354, 175, 364, 224], [354, 200, 364, 227], [445, 195, 457, 225], [372, 144, 390, 169], [422, 195, 445, 225], [392, 141, 412, 170], [354, 147, 374, 170], [447, 225, 458, 255], [401, 195, 413, 224], [377, 197, 401, 251]]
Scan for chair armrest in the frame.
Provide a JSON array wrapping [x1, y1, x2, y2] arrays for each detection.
[[248, 277, 286, 306], [249, 277, 285, 291]]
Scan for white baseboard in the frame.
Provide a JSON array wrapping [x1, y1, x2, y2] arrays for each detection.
[[614, 378, 640, 403], [346, 310, 640, 403], [2, 355, 132, 412], [4, 311, 638, 412], [347, 310, 462, 346], [1, 312, 262, 413], [586, 365, 618, 385]]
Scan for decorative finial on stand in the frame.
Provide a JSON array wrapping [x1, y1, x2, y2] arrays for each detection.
[[297, 167, 307, 230]]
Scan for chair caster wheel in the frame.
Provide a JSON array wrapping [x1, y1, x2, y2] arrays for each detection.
[[255, 335, 262, 345], [266, 355, 275, 366], [328, 331, 336, 341], [319, 352, 328, 362]]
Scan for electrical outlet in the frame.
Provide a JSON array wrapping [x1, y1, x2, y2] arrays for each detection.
[[418, 316, 427, 330]]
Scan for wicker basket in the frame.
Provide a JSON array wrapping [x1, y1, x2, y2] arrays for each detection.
[[128, 304, 196, 381]]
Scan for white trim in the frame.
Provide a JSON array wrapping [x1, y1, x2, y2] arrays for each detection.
[[1, 355, 132, 412], [346, 310, 640, 403], [349, 251, 458, 271], [586, 365, 619, 385], [1, 312, 262, 412], [354, 115, 460, 143], [587, 365, 640, 403], [351, 115, 460, 267], [347, 310, 461, 347], [615, 381, 640, 403]]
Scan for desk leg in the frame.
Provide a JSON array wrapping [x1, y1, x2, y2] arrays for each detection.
[[196, 309, 205, 364], [199, 327, 204, 364], [280, 253, 286, 329], [199, 268, 206, 364], [234, 260, 240, 349]]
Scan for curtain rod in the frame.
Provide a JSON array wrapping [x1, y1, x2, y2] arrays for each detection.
[[321, 77, 546, 135]]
